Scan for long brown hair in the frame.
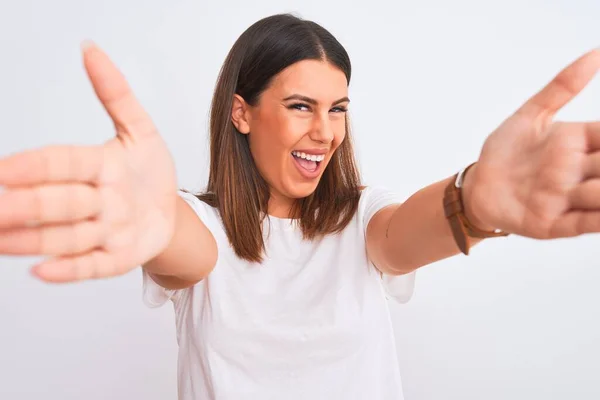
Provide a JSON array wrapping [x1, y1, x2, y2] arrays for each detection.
[[194, 13, 362, 263]]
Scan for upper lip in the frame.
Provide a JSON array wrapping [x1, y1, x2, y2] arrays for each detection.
[[292, 148, 329, 155]]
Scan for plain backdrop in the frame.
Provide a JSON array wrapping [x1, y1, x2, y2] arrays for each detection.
[[1, 1, 599, 399]]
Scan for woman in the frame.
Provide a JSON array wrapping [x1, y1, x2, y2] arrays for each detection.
[[1, 12, 599, 400]]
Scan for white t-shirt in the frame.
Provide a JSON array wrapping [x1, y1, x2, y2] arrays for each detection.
[[142, 186, 417, 400]]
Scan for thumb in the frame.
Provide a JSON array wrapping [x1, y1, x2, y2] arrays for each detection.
[[82, 41, 155, 140], [520, 48, 600, 119]]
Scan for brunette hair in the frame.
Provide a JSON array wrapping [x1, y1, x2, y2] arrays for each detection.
[[194, 13, 361, 262]]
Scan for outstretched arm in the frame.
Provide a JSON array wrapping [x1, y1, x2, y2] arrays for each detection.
[[0, 42, 218, 285], [367, 49, 600, 275], [143, 195, 218, 290], [366, 167, 486, 274]]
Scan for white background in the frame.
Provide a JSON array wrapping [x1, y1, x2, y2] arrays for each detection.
[[1, 1, 599, 399]]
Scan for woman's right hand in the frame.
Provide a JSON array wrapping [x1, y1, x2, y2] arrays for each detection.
[[0, 42, 179, 283]]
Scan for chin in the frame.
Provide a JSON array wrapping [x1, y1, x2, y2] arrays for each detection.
[[284, 179, 321, 199]]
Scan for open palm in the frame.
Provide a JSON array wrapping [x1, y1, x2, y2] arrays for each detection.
[[465, 49, 600, 239], [0, 43, 178, 283]]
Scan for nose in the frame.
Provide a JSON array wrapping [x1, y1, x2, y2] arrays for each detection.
[[308, 113, 335, 144]]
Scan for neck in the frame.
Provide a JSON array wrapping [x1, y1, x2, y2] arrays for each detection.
[[267, 191, 296, 219]]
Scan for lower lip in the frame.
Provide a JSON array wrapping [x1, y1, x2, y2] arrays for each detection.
[[291, 154, 323, 179]]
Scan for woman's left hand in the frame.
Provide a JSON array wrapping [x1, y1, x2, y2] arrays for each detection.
[[463, 48, 600, 239]]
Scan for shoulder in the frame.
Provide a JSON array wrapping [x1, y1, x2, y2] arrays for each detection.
[[178, 189, 225, 235], [178, 189, 216, 213], [357, 185, 404, 226]]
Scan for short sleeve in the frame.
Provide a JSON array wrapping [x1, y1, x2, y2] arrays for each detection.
[[142, 269, 181, 308], [360, 186, 417, 304], [141, 190, 214, 308]]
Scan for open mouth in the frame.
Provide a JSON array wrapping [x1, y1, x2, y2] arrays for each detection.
[[291, 150, 325, 173]]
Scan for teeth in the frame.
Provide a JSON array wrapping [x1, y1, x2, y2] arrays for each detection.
[[292, 151, 325, 162]]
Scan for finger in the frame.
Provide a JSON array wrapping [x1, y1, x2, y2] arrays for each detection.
[[569, 179, 600, 210], [0, 145, 104, 186], [550, 210, 600, 237], [519, 49, 600, 119], [82, 41, 156, 139], [585, 122, 600, 152], [0, 183, 101, 229], [0, 219, 104, 256], [583, 150, 600, 177], [31, 249, 117, 283]]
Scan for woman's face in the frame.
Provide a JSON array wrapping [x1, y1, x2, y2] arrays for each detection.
[[231, 60, 350, 217]]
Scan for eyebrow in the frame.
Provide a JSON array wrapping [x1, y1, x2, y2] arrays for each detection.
[[282, 94, 350, 106]]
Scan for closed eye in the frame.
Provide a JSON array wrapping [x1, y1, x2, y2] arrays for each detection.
[[288, 103, 348, 113], [331, 106, 348, 113], [289, 103, 311, 112]]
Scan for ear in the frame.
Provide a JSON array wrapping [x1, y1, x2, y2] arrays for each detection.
[[231, 94, 251, 134]]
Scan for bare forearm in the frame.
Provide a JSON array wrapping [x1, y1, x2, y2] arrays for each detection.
[[377, 168, 488, 274], [142, 195, 217, 289]]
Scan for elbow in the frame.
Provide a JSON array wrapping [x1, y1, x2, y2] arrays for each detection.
[[378, 240, 419, 276]]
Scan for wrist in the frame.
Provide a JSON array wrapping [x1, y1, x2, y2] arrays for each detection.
[[460, 163, 497, 232]]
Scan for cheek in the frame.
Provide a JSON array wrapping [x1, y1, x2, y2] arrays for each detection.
[[256, 114, 307, 154], [331, 118, 347, 149], [248, 114, 305, 176]]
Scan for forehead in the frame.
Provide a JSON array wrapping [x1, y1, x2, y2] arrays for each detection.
[[268, 59, 348, 101]]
